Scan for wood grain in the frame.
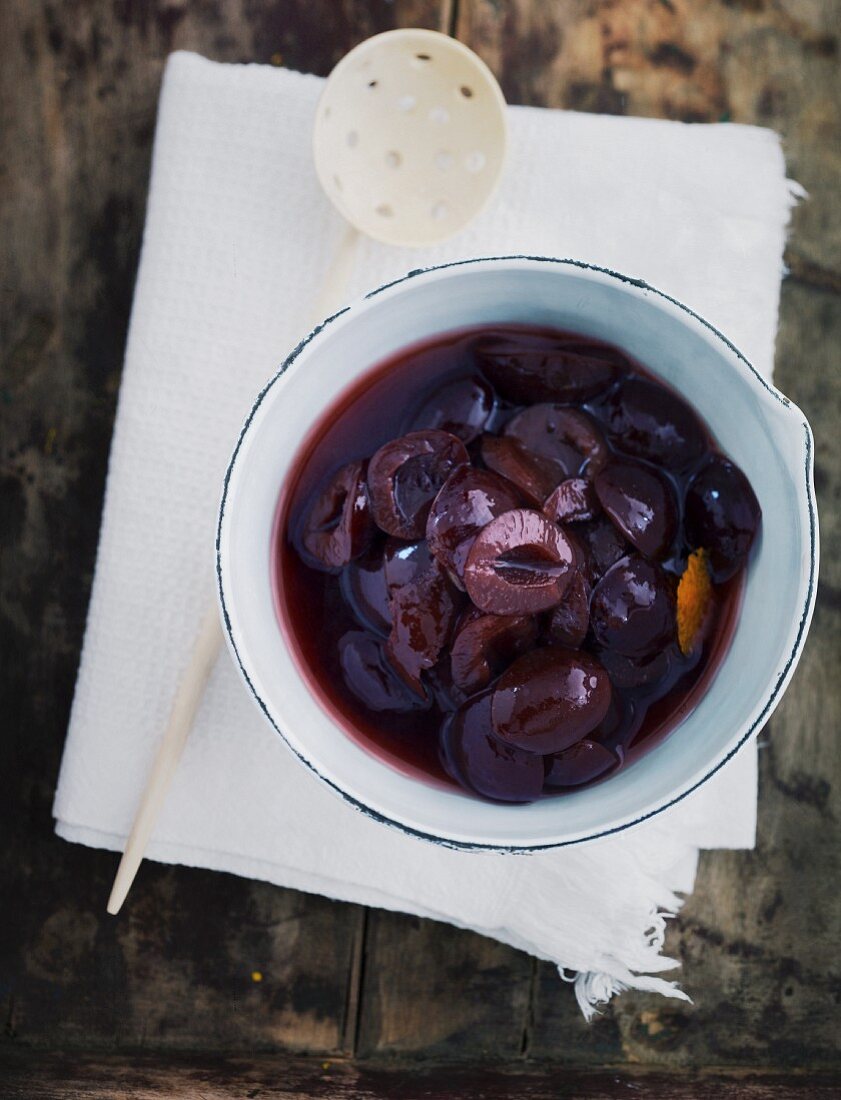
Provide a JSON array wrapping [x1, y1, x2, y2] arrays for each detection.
[[355, 911, 533, 1059], [1, 0, 839, 1077], [1, 1051, 839, 1099]]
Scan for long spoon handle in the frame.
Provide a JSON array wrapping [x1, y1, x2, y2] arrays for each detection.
[[106, 224, 360, 915], [107, 605, 223, 914]]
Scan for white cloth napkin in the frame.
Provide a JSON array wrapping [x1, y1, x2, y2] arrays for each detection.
[[54, 51, 801, 1016]]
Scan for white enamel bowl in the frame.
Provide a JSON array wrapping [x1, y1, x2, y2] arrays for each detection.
[[217, 257, 817, 850]]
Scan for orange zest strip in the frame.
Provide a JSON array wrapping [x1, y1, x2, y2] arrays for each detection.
[[677, 548, 713, 656]]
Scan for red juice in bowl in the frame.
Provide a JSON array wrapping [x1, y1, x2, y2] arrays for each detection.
[[272, 324, 756, 803]]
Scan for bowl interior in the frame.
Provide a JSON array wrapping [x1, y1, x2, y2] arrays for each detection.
[[218, 259, 813, 848]]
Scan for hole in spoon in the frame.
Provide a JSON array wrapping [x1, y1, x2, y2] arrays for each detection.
[[375, 203, 394, 218], [367, 79, 378, 89], [416, 52, 431, 61], [385, 150, 402, 169], [460, 85, 474, 98]]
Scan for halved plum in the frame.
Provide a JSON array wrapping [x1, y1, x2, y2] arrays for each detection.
[[368, 430, 469, 539], [544, 740, 618, 788], [577, 516, 629, 583], [426, 466, 522, 579], [546, 571, 591, 649], [340, 543, 391, 635], [464, 509, 576, 615], [440, 690, 544, 803], [588, 689, 639, 752], [594, 459, 678, 560], [505, 405, 609, 474], [409, 376, 494, 443], [339, 631, 430, 712], [450, 612, 539, 694], [300, 460, 376, 571], [426, 657, 469, 713], [543, 477, 600, 525], [594, 642, 677, 692], [685, 455, 761, 582], [383, 537, 434, 590], [491, 647, 612, 754], [384, 543, 462, 696], [590, 376, 706, 471], [481, 435, 564, 507], [475, 331, 625, 404], [590, 554, 676, 659]]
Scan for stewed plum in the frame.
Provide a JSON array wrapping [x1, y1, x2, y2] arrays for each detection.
[[593, 642, 677, 692], [590, 555, 676, 658], [279, 322, 759, 804], [426, 466, 522, 579], [577, 515, 628, 583], [491, 647, 612, 754], [594, 460, 678, 560], [383, 541, 462, 695], [464, 509, 576, 615], [544, 477, 600, 525], [476, 331, 626, 404], [450, 611, 538, 694], [410, 375, 494, 443], [547, 572, 591, 648], [544, 740, 618, 788], [505, 405, 609, 474], [341, 545, 391, 635], [481, 435, 563, 506], [441, 691, 544, 803], [591, 376, 706, 471], [339, 632, 429, 713], [368, 429, 468, 539], [685, 455, 761, 582], [300, 460, 375, 570]]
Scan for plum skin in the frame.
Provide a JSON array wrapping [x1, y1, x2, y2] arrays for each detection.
[[491, 647, 612, 755]]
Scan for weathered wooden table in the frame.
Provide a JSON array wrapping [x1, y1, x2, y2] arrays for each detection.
[[2, 2, 839, 1096]]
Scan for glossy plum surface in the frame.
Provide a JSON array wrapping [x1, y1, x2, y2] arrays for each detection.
[[441, 691, 545, 803], [278, 324, 758, 802], [367, 430, 468, 540], [491, 647, 612, 754], [463, 509, 576, 616], [426, 466, 522, 579]]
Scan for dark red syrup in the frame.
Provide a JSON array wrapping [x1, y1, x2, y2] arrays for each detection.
[[273, 324, 758, 802]]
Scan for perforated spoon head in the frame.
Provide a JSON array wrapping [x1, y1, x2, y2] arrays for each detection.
[[313, 29, 508, 248]]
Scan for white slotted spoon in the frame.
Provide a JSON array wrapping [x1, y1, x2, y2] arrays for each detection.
[[107, 28, 508, 915]]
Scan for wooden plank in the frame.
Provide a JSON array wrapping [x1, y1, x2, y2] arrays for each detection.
[[1, 1051, 838, 1100], [0, 0, 442, 1056], [355, 910, 534, 1059]]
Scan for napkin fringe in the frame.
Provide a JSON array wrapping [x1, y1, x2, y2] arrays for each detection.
[[560, 907, 691, 1021], [569, 965, 692, 1022]]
